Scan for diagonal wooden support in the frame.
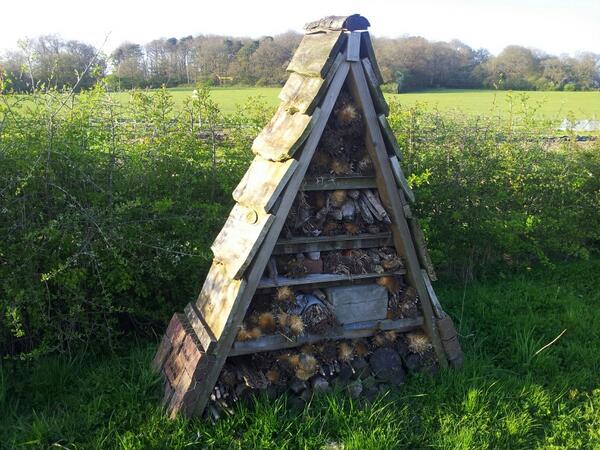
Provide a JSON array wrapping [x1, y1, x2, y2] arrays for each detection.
[[191, 62, 352, 416], [346, 61, 448, 368]]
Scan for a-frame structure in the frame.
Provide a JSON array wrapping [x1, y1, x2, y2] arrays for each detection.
[[152, 14, 463, 418]]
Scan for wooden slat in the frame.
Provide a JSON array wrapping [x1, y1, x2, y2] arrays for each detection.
[[257, 270, 406, 289], [362, 58, 389, 116], [211, 203, 274, 279], [195, 262, 247, 342], [300, 175, 377, 191], [389, 155, 415, 203], [184, 303, 216, 353], [360, 32, 384, 84], [279, 53, 344, 115], [422, 269, 445, 318], [252, 106, 319, 162], [286, 31, 346, 78], [229, 317, 423, 356], [273, 232, 393, 255], [411, 220, 437, 281], [347, 62, 448, 368], [378, 114, 403, 160], [346, 32, 361, 62], [193, 62, 351, 416], [232, 156, 298, 213]]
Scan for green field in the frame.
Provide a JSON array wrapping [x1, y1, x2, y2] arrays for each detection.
[[112, 87, 600, 121], [3, 259, 599, 448]]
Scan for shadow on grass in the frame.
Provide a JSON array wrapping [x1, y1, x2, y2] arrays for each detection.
[[2, 259, 599, 449]]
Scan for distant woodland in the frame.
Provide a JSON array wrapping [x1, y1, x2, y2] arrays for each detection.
[[1, 32, 599, 92]]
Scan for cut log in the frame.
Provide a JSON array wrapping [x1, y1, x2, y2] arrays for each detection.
[[363, 189, 391, 223], [357, 197, 375, 224]]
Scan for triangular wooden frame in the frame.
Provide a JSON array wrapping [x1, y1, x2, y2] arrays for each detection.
[[152, 15, 463, 418]]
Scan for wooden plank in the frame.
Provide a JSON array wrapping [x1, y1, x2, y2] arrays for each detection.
[[195, 262, 247, 341], [421, 270, 445, 318], [347, 62, 448, 368], [279, 53, 344, 115], [193, 62, 352, 416], [229, 317, 423, 356], [326, 283, 388, 324], [211, 203, 275, 279], [184, 303, 216, 353], [362, 58, 389, 116], [232, 156, 298, 213], [389, 155, 415, 203], [252, 106, 319, 162], [360, 32, 384, 84], [411, 221, 437, 281], [346, 32, 361, 62], [378, 115, 403, 161], [286, 31, 346, 78], [257, 270, 406, 289], [273, 232, 393, 255], [300, 175, 377, 191], [304, 14, 370, 33]]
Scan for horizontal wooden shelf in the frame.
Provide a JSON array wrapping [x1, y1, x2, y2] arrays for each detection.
[[300, 175, 377, 191], [229, 317, 424, 356], [273, 232, 393, 255], [257, 270, 406, 290]]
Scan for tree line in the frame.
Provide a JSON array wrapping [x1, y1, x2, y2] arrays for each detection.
[[1, 33, 599, 92]]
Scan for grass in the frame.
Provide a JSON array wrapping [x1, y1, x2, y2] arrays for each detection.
[[108, 87, 600, 121], [2, 258, 599, 449]]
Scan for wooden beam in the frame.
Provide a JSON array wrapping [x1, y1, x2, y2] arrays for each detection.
[[378, 114, 404, 161], [300, 175, 377, 191], [346, 32, 361, 62], [361, 58, 389, 116], [389, 155, 415, 203], [346, 62, 448, 368], [232, 156, 298, 213], [279, 53, 344, 115], [359, 32, 383, 84], [229, 317, 423, 356], [273, 232, 393, 255], [193, 62, 352, 417], [411, 219, 437, 281], [286, 31, 346, 78], [257, 270, 406, 290]]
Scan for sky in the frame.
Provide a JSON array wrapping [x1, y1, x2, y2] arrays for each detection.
[[1, 0, 599, 56]]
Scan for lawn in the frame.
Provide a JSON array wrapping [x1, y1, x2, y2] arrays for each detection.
[[2, 259, 599, 449], [110, 87, 600, 122]]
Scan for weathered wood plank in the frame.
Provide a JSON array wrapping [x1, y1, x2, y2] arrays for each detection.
[[273, 232, 393, 255], [229, 317, 423, 356], [211, 203, 275, 279], [378, 114, 403, 161], [346, 32, 361, 62], [287, 31, 346, 78], [195, 262, 247, 341], [389, 155, 415, 203], [362, 58, 389, 116], [360, 32, 384, 84], [326, 283, 388, 324], [279, 53, 343, 115], [193, 62, 352, 416], [252, 106, 319, 162], [184, 303, 216, 353], [300, 175, 377, 191], [421, 270, 445, 318], [347, 62, 447, 368], [257, 270, 405, 289], [232, 156, 298, 213], [411, 221, 437, 281], [304, 14, 370, 33]]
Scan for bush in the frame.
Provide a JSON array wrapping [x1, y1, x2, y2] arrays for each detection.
[[1, 86, 598, 359]]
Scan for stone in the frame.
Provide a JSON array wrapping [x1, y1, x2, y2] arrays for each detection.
[[369, 348, 405, 385], [312, 376, 331, 393], [350, 357, 371, 380], [347, 380, 363, 398], [289, 379, 308, 394]]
